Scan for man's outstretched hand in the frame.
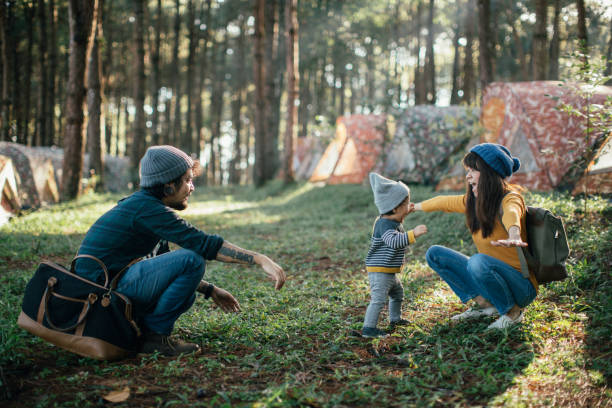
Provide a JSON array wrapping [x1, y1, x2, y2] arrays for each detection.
[[211, 286, 241, 313], [258, 255, 286, 290]]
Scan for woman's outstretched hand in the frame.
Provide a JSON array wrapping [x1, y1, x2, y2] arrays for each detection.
[[491, 238, 528, 248]]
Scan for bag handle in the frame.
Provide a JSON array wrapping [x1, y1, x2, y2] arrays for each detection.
[[71, 255, 110, 288], [40, 277, 98, 332]]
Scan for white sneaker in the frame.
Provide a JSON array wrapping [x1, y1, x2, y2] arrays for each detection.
[[450, 307, 498, 321], [487, 311, 524, 330]]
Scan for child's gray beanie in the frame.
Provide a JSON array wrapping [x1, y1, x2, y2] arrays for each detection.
[[139, 145, 194, 187], [369, 172, 410, 214]]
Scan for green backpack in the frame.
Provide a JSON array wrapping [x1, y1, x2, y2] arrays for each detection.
[[500, 194, 571, 284], [512, 206, 570, 284]]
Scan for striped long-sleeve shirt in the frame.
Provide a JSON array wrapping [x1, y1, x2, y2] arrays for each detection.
[[365, 217, 416, 273]]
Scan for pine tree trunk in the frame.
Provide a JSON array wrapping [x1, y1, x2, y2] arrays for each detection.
[[506, 5, 528, 81], [61, 0, 96, 201], [131, 0, 146, 186], [22, 2, 35, 145], [87, 4, 104, 191], [450, 23, 461, 105], [170, 0, 181, 146], [605, 19, 612, 84], [477, 0, 494, 95], [425, 0, 436, 104], [36, 0, 48, 146], [0, 2, 10, 141], [548, 0, 561, 80], [463, 0, 476, 104], [265, 0, 280, 180], [532, 0, 547, 80], [229, 15, 247, 185], [576, 0, 587, 55], [283, 0, 298, 184], [48, 0, 57, 144], [253, 0, 267, 187], [194, 0, 212, 159], [184, 0, 196, 155], [8, 3, 21, 143], [414, 1, 425, 105], [150, 0, 162, 145]]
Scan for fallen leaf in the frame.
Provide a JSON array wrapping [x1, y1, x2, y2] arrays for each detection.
[[103, 386, 130, 403]]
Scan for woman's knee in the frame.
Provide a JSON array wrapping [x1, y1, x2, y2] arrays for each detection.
[[466, 253, 490, 280], [425, 245, 445, 268]]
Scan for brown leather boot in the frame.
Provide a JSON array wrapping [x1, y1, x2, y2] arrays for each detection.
[[140, 333, 200, 356]]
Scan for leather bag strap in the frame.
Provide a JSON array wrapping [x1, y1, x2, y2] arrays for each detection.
[[71, 255, 110, 288]]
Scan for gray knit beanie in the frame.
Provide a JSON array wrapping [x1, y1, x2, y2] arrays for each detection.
[[369, 172, 410, 214], [139, 145, 194, 187]]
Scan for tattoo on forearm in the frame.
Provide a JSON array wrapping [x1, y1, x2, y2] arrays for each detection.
[[219, 247, 255, 264]]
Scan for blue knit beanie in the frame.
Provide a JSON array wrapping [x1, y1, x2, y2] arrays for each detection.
[[470, 143, 520, 178], [139, 145, 194, 187], [369, 172, 410, 214]]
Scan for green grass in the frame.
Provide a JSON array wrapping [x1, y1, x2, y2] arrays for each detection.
[[1, 182, 610, 407]]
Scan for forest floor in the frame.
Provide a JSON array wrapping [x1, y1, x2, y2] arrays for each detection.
[[1, 182, 610, 407]]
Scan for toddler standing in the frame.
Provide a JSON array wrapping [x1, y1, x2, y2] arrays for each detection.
[[362, 173, 428, 338]]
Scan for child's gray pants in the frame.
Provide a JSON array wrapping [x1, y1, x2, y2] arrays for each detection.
[[363, 272, 404, 328]]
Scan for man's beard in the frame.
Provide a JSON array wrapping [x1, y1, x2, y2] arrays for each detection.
[[168, 200, 187, 211]]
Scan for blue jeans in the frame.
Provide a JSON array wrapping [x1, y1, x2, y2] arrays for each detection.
[[363, 272, 404, 328], [116, 249, 205, 335], [425, 245, 536, 315]]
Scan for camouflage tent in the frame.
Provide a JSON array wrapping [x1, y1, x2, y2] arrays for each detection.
[[376, 106, 480, 185], [0, 142, 59, 208], [310, 114, 388, 184], [572, 134, 612, 195], [478, 81, 612, 191], [0, 155, 20, 225]]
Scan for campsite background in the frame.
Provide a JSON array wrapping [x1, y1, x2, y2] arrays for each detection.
[[0, 0, 611, 407]]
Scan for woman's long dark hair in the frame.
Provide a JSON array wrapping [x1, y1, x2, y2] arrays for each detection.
[[463, 152, 511, 238]]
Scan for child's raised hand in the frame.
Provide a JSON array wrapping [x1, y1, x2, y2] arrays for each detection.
[[414, 224, 428, 237]]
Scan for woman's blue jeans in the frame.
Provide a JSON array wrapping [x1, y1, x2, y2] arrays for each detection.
[[425, 245, 536, 315], [116, 249, 205, 335]]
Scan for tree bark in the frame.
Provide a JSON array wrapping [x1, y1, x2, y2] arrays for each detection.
[[576, 0, 587, 56], [22, 1, 35, 145], [477, 0, 494, 94], [170, 0, 181, 146], [61, 0, 97, 201], [184, 0, 197, 155], [36, 0, 48, 146], [194, 0, 212, 159], [425, 0, 436, 104], [450, 23, 461, 105], [150, 0, 162, 145], [283, 0, 298, 183], [229, 15, 247, 185], [131, 0, 146, 186], [253, 0, 268, 187], [0, 2, 11, 141], [265, 0, 282, 181], [548, 0, 561, 80], [48, 0, 57, 144], [605, 19, 612, 84], [463, 0, 476, 104], [532, 0, 548, 80], [413, 1, 426, 105], [87, 1, 104, 191], [505, 3, 528, 81]]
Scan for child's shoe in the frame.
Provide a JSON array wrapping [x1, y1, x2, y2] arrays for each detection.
[[361, 327, 389, 338], [389, 319, 410, 330]]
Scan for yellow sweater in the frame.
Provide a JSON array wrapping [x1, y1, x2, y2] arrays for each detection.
[[421, 193, 538, 291]]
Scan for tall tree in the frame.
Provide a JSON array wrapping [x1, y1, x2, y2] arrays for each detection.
[[463, 0, 476, 104], [424, 0, 436, 104], [576, 0, 587, 57], [21, 1, 35, 145], [150, 0, 162, 145], [229, 14, 247, 185], [548, 0, 561, 79], [450, 21, 461, 105], [184, 0, 197, 154], [35, 0, 48, 146], [194, 0, 212, 158], [48, 0, 57, 144], [413, 1, 426, 105], [283, 0, 298, 183], [169, 0, 181, 145], [605, 19, 612, 84], [477, 0, 494, 96], [131, 0, 146, 186], [61, 0, 97, 201], [264, 0, 282, 179], [253, 0, 268, 186], [532, 0, 548, 80], [0, 1, 11, 141], [87, 0, 104, 191]]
